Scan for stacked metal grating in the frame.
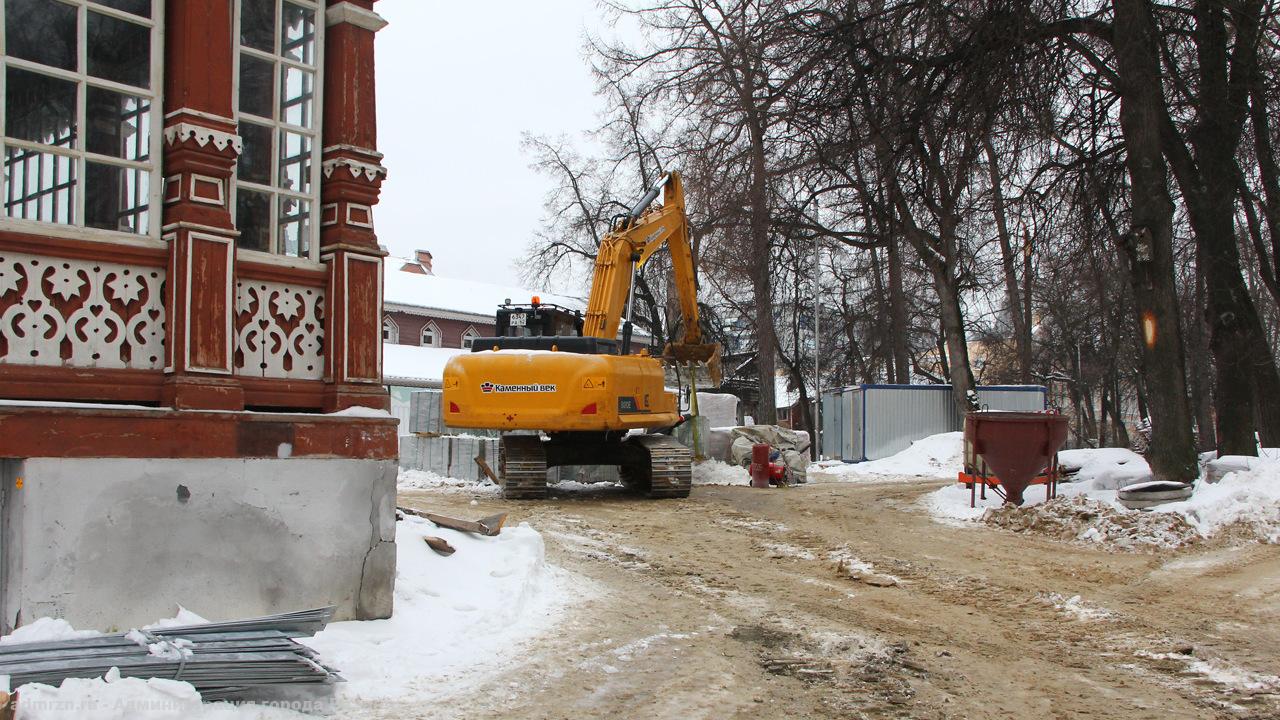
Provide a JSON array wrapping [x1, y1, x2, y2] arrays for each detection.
[[0, 607, 341, 702]]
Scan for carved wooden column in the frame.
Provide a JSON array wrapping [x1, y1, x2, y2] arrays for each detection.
[[160, 0, 244, 410], [320, 0, 390, 412]]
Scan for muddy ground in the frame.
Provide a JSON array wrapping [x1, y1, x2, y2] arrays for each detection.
[[396, 480, 1280, 719]]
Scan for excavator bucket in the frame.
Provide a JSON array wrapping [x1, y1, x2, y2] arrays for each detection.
[[662, 342, 723, 389]]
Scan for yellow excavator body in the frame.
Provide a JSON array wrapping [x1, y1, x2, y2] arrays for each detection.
[[443, 350, 678, 432], [441, 171, 719, 499]]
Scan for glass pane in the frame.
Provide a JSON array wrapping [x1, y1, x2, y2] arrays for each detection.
[[85, 161, 148, 233], [280, 66, 314, 128], [90, 0, 151, 18], [236, 121, 272, 184], [239, 0, 274, 52], [5, 67, 77, 147], [87, 11, 150, 88], [278, 130, 310, 193], [85, 87, 150, 160], [278, 195, 310, 257], [238, 53, 274, 118], [3, 146, 75, 225], [236, 188, 271, 252], [4, 0, 77, 71], [281, 3, 315, 65]]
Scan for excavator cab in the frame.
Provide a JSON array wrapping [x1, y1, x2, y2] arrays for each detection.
[[476, 301, 621, 355], [494, 302, 583, 338]]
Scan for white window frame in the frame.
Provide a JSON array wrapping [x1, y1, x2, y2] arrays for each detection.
[[382, 315, 398, 343], [461, 325, 480, 349], [420, 321, 440, 348], [230, 0, 323, 263], [0, 0, 164, 242]]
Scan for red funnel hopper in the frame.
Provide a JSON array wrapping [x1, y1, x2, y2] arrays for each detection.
[[965, 411, 1069, 506]]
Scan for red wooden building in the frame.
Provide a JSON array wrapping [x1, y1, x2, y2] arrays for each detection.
[[0, 0, 398, 631]]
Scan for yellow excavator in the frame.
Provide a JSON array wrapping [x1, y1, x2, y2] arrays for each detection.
[[441, 172, 721, 499]]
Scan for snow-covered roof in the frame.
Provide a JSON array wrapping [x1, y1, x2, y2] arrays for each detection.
[[383, 343, 467, 387], [383, 259, 582, 320]]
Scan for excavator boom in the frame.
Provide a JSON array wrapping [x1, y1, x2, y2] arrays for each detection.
[[581, 172, 720, 383]]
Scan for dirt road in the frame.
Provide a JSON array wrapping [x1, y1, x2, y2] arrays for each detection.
[[397, 480, 1280, 719]]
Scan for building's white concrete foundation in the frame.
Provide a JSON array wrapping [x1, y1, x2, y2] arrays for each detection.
[[0, 457, 396, 634]]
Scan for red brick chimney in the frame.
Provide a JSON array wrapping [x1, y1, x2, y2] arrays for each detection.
[[414, 249, 434, 274]]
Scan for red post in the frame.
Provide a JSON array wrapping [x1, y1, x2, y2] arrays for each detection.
[[160, 0, 244, 410], [319, 1, 390, 412]]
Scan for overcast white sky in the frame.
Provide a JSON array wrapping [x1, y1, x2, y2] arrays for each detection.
[[374, 1, 610, 289]]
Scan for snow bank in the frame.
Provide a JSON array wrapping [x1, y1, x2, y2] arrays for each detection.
[[692, 459, 750, 486], [1156, 464, 1280, 542], [5, 520, 582, 718], [808, 432, 963, 483], [1057, 447, 1150, 489], [302, 515, 585, 704], [398, 468, 500, 496]]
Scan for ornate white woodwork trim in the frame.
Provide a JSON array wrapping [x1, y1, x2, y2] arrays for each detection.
[[163, 122, 244, 153], [321, 156, 387, 182], [0, 252, 166, 370], [324, 2, 389, 32], [234, 280, 325, 380]]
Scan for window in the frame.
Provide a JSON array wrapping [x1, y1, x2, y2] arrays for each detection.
[[420, 321, 439, 348], [1, 0, 159, 235], [461, 326, 480, 349], [382, 316, 398, 343], [233, 0, 321, 259]]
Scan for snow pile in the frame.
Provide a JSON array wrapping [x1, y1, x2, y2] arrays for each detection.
[[1057, 448, 1150, 489], [397, 468, 500, 495], [302, 515, 583, 705], [0, 617, 101, 646], [692, 459, 751, 486], [808, 432, 963, 483], [1156, 463, 1280, 543]]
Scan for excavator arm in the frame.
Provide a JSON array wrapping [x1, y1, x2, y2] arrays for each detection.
[[581, 172, 721, 383]]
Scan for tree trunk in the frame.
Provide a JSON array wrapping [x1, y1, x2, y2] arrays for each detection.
[[1161, 0, 1276, 455], [933, 266, 979, 417], [1110, 0, 1199, 481], [984, 138, 1032, 382], [887, 236, 912, 383], [747, 117, 777, 425]]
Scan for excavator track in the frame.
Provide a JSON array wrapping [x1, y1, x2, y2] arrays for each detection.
[[498, 435, 549, 500], [623, 434, 692, 499]]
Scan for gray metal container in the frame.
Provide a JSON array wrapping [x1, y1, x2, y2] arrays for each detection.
[[819, 384, 1048, 462]]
